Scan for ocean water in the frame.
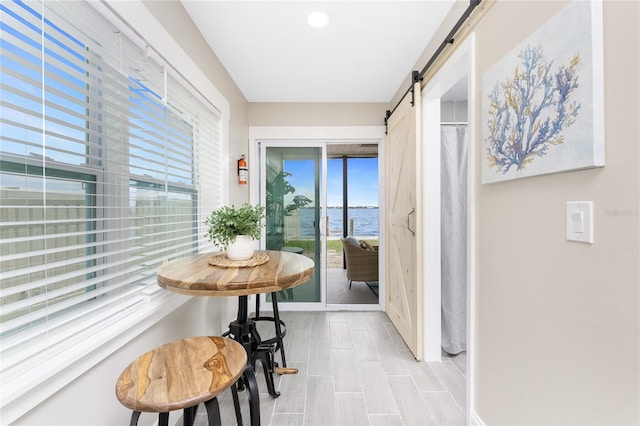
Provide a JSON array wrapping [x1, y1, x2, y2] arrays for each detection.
[[297, 207, 379, 237]]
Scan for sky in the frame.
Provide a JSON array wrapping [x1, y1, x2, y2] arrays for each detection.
[[284, 157, 379, 207]]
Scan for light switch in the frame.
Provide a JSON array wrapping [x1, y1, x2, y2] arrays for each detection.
[[571, 211, 584, 233], [566, 201, 593, 243]]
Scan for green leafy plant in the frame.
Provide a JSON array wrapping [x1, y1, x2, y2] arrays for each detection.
[[266, 171, 312, 250], [204, 203, 265, 250]]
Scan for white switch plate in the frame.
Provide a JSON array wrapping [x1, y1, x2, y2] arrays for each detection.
[[566, 201, 593, 243]]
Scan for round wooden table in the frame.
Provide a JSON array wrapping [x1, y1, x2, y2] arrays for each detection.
[[157, 250, 314, 296], [157, 250, 314, 398]]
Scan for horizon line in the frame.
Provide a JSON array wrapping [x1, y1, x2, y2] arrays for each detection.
[[313, 205, 378, 209]]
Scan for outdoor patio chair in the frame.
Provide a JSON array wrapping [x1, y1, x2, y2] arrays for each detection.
[[341, 237, 379, 295]]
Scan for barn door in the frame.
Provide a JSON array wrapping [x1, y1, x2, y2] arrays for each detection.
[[385, 80, 423, 360]]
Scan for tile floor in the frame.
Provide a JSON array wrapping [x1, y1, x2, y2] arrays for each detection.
[[326, 268, 379, 305], [193, 311, 467, 426]]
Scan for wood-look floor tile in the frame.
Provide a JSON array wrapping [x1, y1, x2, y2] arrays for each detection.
[[304, 376, 337, 425], [421, 391, 465, 426], [281, 312, 313, 337], [335, 392, 369, 426], [255, 362, 283, 396], [368, 414, 404, 425], [360, 311, 391, 328], [372, 338, 410, 376], [330, 322, 353, 349], [308, 340, 334, 376], [283, 328, 311, 363], [332, 348, 361, 392], [215, 391, 235, 422], [271, 413, 304, 425], [357, 361, 399, 415], [384, 322, 410, 349], [258, 390, 279, 424], [387, 375, 437, 426], [328, 311, 346, 323], [214, 389, 242, 424], [203, 311, 468, 425], [366, 320, 392, 341], [273, 362, 307, 414], [343, 311, 369, 331], [351, 329, 379, 362], [430, 362, 466, 410], [306, 312, 332, 341], [449, 351, 467, 375], [399, 349, 446, 392]]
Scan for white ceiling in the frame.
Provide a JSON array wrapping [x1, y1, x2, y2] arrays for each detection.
[[181, 1, 457, 103]]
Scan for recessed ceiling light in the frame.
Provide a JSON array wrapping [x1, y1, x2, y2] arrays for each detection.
[[307, 11, 329, 28]]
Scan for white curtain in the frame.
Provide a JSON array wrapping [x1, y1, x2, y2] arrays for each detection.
[[440, 125, 468, 354]]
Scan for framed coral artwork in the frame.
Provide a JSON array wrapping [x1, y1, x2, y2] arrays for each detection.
[[481, 0, 604, 184]]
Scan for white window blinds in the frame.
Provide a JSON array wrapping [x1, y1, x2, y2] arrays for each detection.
[[0, 0, 223, 392]]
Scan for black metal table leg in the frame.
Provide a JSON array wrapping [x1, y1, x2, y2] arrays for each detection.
[[270, 292, 287, 368], [225, 295, 280, 398], [251, 292, 288, 368]]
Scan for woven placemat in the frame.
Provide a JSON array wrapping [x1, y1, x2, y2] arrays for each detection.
[[208, 252, 269, 268]]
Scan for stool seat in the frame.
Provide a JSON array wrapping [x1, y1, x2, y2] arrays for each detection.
[[116, 336, 246, 413]]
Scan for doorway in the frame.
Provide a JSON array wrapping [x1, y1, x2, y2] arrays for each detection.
[[252, 131, 385, 311], [326, 144, 379, 305], [421, 34, 476, 419], [439, 96, 468, 356]]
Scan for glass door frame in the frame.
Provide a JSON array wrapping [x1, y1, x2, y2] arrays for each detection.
[[254, 138, 384, 312], [259, 141, 326, 309]]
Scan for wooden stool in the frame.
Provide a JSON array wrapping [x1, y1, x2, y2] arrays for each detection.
[[115, 336, 259, 426]]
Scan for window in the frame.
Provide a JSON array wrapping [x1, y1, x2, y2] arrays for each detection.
[[0, 0, 223, 411]]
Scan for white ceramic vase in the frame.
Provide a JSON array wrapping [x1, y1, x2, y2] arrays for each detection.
[[226, 235, 255, 260]]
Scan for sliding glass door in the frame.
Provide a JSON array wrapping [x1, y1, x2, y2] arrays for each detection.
[[258, 141, 380, 308], [263, 146, 322, 303]]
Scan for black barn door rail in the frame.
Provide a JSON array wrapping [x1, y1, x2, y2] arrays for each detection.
[[385, 0, 482, 132]]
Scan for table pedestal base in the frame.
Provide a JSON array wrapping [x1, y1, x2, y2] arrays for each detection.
[[225, 295, 282, 398], [227, 319, 280, 398]]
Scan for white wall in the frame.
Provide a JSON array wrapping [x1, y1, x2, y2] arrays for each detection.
[[394, 0, 639, 423], [472, 1, 639, 424], [440, 101, 468, 122], [249, 102, 386, 127]]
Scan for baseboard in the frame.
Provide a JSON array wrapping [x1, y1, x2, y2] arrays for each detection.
[[470, 411, 486, 426]]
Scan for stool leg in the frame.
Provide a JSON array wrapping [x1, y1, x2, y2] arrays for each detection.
[[243, 366, 261, 426], [253, 346, 280, 397], [203, 397, 222, 426], [129, 411, 141, 426], [231, 383, 243, 425], [270, 292, 287, 368], [158, 412, 169, 426], [183, 405, 198, 426]]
